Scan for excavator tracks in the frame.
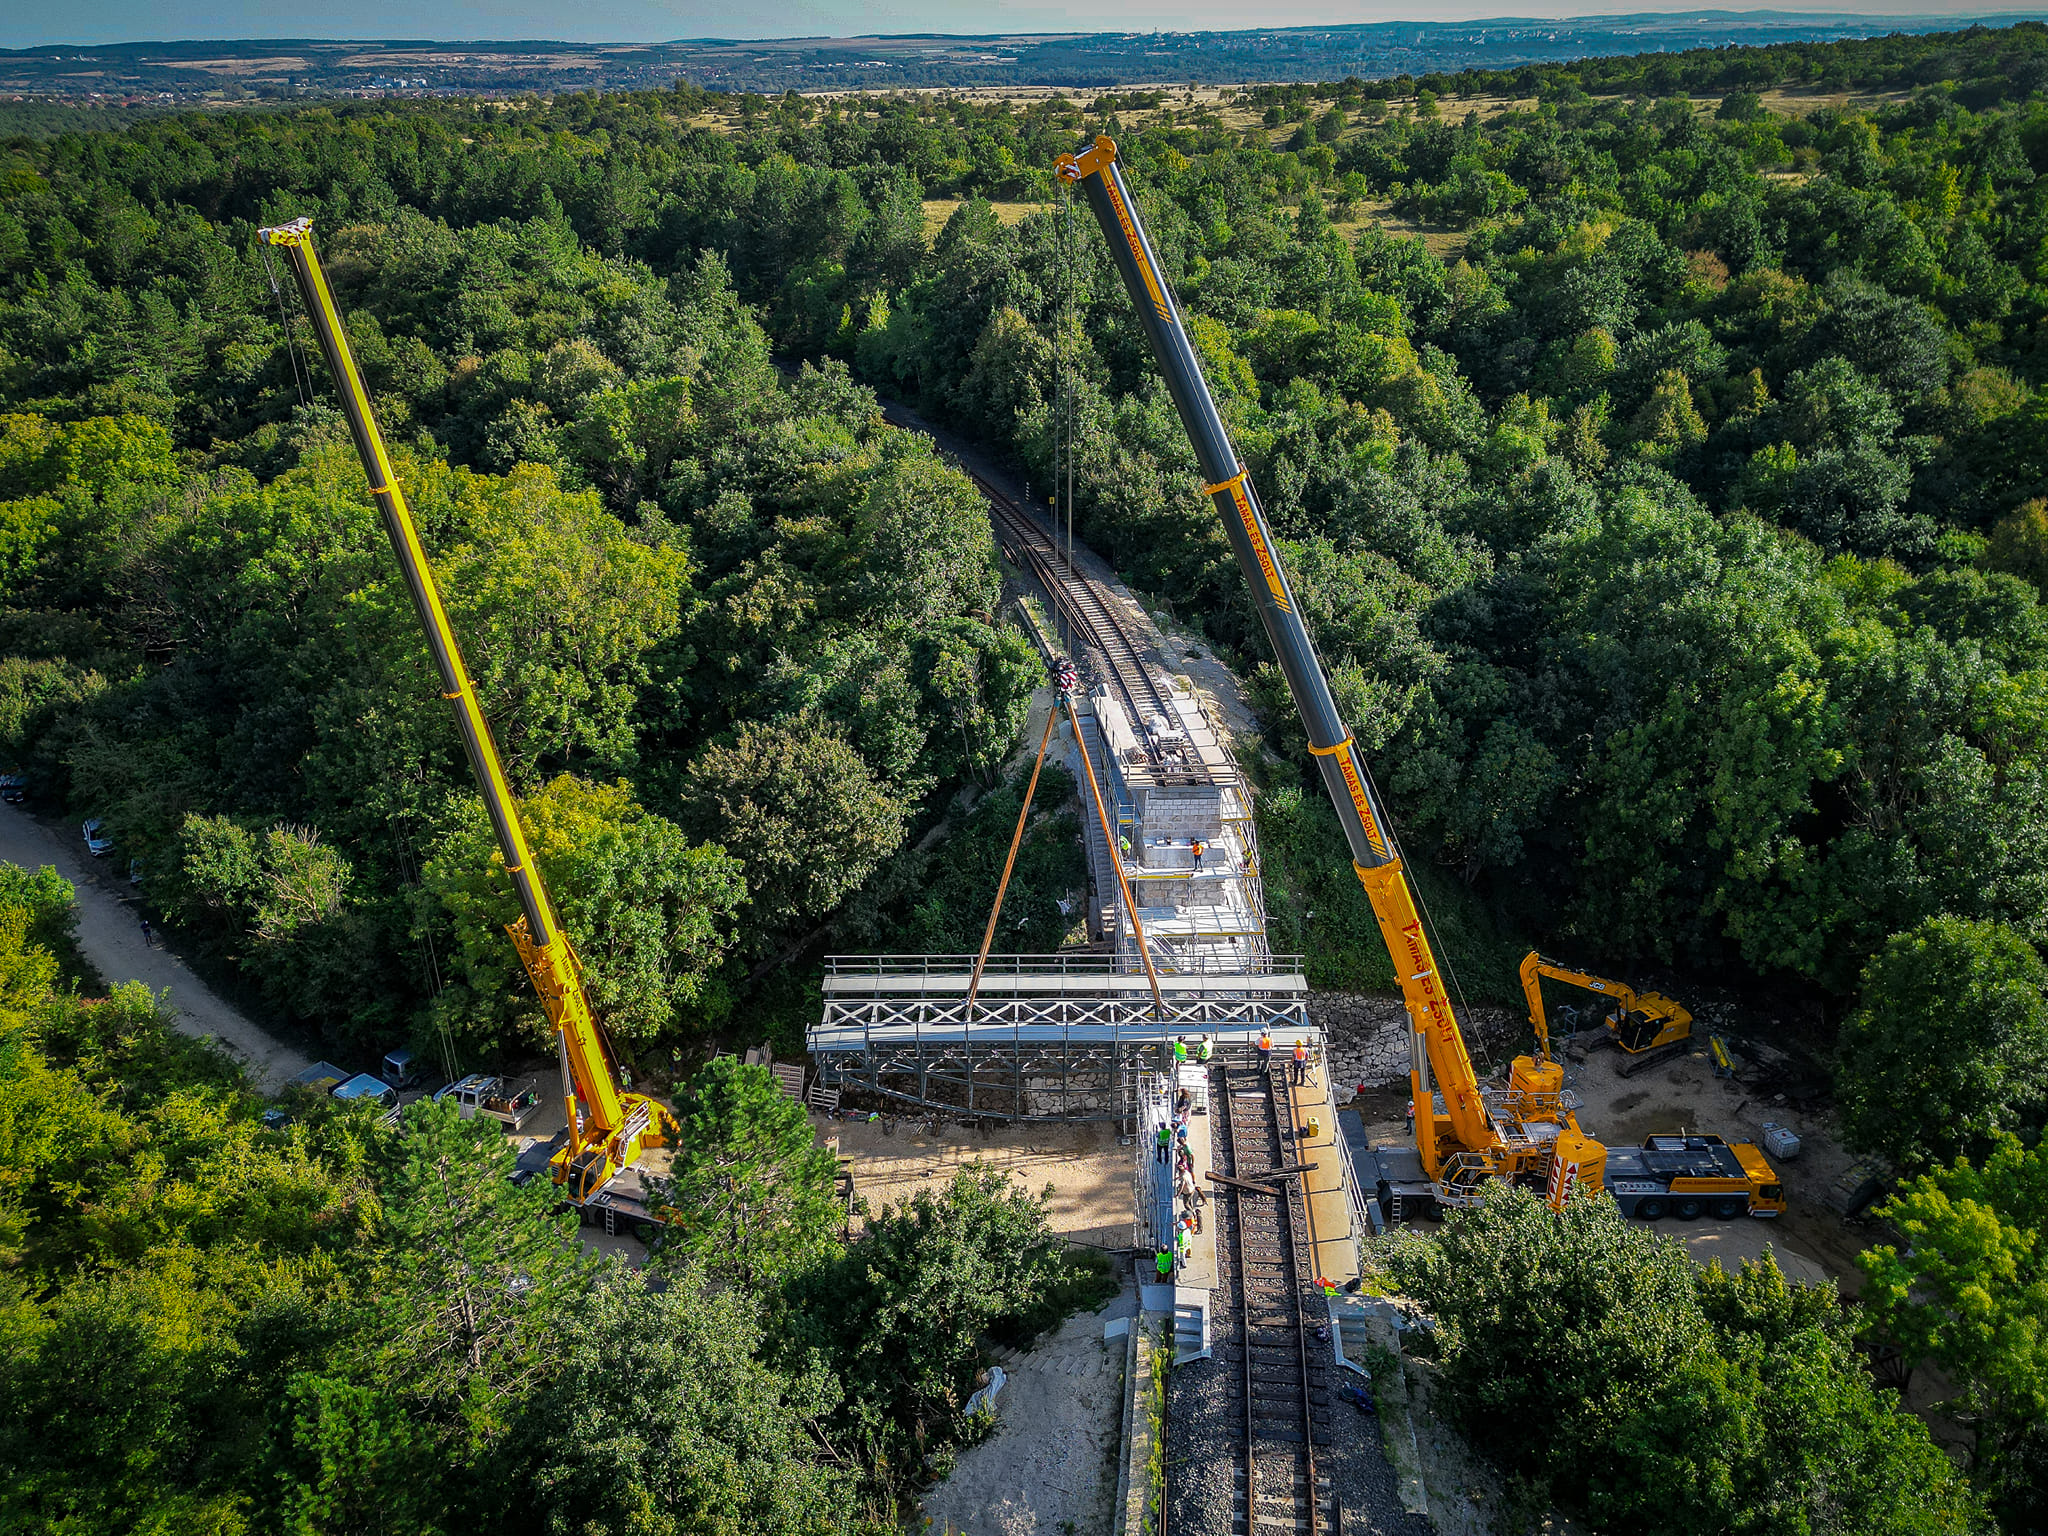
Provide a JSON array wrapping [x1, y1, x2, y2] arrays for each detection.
[[1213, 1062, 1331, 1536]]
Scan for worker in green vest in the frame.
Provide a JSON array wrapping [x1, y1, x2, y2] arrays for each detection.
[[1156, 1247, 1173, 1280], [1173, 1036, 1188, 1064], [1155, 1121, 1172, 1163], [1197, 1036, 1212, 1063]]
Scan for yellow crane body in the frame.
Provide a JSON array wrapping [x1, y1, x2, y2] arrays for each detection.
[[259, 218, 673, 1209]]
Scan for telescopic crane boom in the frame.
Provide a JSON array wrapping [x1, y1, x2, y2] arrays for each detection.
[[1056, 138, 1604, 1205], [259, 218, 672, 1205]]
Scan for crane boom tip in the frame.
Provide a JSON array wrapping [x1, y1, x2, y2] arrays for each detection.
[[1056, 134, 1118, 183], [257, 216, 314, 246]]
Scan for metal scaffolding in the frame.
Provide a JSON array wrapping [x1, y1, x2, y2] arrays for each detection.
[[810, 487, 1315, 1122]]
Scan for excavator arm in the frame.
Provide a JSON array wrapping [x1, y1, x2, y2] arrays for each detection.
[[260, 218, 670, 1198], [1054, 138, 1499, 1170], [1520, 951, 1692, 1057]]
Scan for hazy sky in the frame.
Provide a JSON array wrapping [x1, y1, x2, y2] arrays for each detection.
[[2, 1, 2032, 49]]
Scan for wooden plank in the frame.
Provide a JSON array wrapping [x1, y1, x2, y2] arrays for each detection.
[[1245, 1161, 1321, 1179], [1207, 1169, 1282, 1196]]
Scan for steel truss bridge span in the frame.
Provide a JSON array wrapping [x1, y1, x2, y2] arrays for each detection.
[[811, 955, 1311, 1122]]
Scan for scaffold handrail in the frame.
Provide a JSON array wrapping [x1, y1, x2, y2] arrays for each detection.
[[825, 951, 1304, 977]]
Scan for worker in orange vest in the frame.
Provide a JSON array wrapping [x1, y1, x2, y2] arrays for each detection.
[[1292, 1038, 1309, 1085], [1257, 1028, 1272, 1070], [1191, 837, 1204, 871]]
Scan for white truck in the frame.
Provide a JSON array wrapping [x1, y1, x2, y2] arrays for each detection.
[[436, 1073, 544, 1131]]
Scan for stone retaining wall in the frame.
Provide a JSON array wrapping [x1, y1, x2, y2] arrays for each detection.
[[1308, 992, 1526, 1092]]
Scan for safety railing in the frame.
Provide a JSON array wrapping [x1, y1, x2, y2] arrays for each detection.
[[825, 951, 1304, 978]]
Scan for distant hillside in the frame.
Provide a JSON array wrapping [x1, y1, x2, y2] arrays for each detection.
[[3, 12, 2046, 105]]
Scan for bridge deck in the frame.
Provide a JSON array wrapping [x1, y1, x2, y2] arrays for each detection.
[[822, 970, 1308, 997], [812, 1011, 1315, 1052]]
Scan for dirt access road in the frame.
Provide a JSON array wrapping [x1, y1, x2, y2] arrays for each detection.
[[921, 1281, 1137, 1536], [0, 802, 311, 1089]]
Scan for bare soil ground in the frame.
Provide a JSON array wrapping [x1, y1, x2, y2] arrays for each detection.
[[1350, 1035, 1856, 1290], [828, 1115, 1135, 1249], [1568, 1040, 1847, 1287], [921, 1280, 1138, 1536]]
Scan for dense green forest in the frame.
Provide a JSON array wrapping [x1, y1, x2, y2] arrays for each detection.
[[4, 19, 2048, 1531], [0, 866, 1091, 1531]]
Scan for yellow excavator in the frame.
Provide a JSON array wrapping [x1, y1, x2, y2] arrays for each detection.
[[1520, 952, 1695, 1077], [260, 218, 675, 1236], [1060, 136, 1784, 1221]]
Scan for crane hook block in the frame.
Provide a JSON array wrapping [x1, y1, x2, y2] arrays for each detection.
[[1055, 135, 1118, 184]]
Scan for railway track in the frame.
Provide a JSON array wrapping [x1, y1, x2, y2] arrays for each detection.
[[967, 469, 1180, 737], [1213, 1061, 1331, 1536]]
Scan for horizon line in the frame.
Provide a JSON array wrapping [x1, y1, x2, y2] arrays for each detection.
[[8, 8, 2048, 53]]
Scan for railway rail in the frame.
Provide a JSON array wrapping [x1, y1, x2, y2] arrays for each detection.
[[968, 468, 1182, 741], [1210, 1061, 1331, 1536], [949, 448, 1333, 1527]]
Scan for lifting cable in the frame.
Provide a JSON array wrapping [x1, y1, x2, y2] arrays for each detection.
[[1065, 689, 1168, 1020], [259, 236, 313, 411], [1369, 751, 1496, 1082], [963, 700, 1061, 1023]]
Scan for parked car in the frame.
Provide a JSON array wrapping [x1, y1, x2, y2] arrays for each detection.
[[440, 1073, 544, 1130], [332, 1073, 398, 1110], [292, 1061, 351, 1094], [332, 1072, 404, 1127], [0, 773, 26, 804], [82, 818, 114, 857], [380, 1047, 420, 1089]]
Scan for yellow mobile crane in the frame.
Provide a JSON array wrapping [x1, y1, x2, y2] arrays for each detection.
[[1054, 139, 1603, 1209], [1520, 951, 1695, 1074], [1060, 138, 1786, 1223], [260, 218, 675, 1229]]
